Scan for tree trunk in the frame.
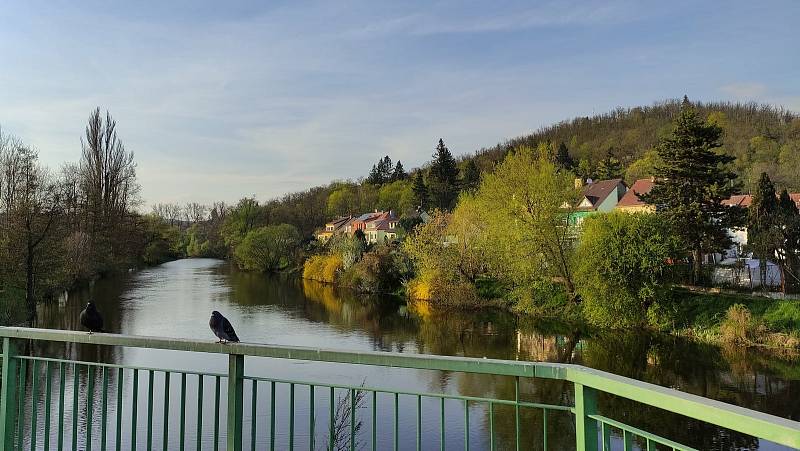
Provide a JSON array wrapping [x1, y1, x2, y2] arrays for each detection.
[[25, 242, 36, 324], [692, 248, 703, 286]]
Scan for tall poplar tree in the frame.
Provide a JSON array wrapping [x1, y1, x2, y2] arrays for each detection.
[[642, 99, 743, 284]]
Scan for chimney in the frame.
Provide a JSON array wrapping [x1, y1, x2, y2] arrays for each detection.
[[574, 178, 583, 189]]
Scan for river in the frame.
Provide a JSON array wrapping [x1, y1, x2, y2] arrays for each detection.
[[28, 258, 799, 450]]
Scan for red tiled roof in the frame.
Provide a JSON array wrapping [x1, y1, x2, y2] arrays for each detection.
[[617, 178, 655, 208], [722, 193, 800, 208]]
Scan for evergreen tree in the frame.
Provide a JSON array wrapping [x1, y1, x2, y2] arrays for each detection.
[[428, 139, 459, 210], [555, 142, 575, 170], [412, 172, 428, 210], [777, 190, 800, 293], [576, 159, 592, 180], [367, 156, 393, 184], [747, 172, 780, 289], [595, 150, 623, 179], [641, 100, 744, 284], [392, 160, 407, 181], [460, 159, 480, 193]]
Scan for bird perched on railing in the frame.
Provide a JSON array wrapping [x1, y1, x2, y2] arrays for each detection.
[[79, 302, 104, 333], [209, 311, 239, 343]]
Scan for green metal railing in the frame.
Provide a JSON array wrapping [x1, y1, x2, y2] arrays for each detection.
[[0, 327, 798, 450]]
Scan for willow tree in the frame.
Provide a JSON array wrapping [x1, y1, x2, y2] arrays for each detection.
[[472, 146, 580, 298]]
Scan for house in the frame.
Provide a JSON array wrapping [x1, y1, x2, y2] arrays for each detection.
[[364, 211, 399, 244], [315, 216, 352, 242], [615, 178, 656, 213], [570, 178, 627, 224], [717, 193, 800, 261]]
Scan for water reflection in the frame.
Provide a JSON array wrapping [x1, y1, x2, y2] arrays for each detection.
[[27, 258, 798, 450]]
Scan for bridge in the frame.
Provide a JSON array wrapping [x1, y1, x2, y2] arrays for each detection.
[[0, 327, 797, 450]]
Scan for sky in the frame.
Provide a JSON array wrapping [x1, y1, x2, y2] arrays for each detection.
[[0, 0, 798, 206]]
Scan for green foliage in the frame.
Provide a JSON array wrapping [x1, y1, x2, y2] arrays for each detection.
[[411, 172, 428, 210], [641, 101, 744, 284], [555, 142, 575, 170], [233, 224, 300, 272], [427, 139, 460, 210], [141, 214, 184, 266], [0, 287, 26, 326], [367, 155, 394, 185], [460, 159, 480, 193], [376, 180, 414, 214], [392, 161, 407, 181], [624, 149, 661, 183], [594, 150, 623, 179], [719, 304, 761, 344], [328, 234, 366, 270], [220, 197, 264, 250], [575, 212, 680, 328], [339, 244, 412, 293]]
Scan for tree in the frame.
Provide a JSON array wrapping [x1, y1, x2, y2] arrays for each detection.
[[233, 224, 300, 272], [555, 142, 575, 170], [576, 159, 592, 180], [392, 161, 407, 181], [595, 150, 623, 180], [367, 156, 393, 185], [411, 172, 428, 210], [377, 180, 414, 214], [460, 159, 480, 193], [575, 212, 680, 328], [746, 173, 780, 289], [641, 101, 743, 284], [220, 197, 264, 251], [776, 190, 800, 293], [427, 139, 459, 210]]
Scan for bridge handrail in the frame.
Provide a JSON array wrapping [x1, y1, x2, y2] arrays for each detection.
[[0, 326, 798, 449]]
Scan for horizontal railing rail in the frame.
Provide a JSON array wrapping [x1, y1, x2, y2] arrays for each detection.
[[0, 326, 798, 450]]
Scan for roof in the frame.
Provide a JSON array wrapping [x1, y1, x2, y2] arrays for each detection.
[[723, 193, 800, 209], [577, 178, 624, 211], [617, 178, 655, 208]]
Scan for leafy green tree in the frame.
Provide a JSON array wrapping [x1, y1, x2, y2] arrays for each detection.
[[327, 185, 357, 217], [575, 212, 680, 328], [460, 159, 480, 193], [377, 180, 414, 214], [747, 173, 780, 288], [233, 224, 300, 272], [411, 172, 428, 210], [427, 139, 459, 210], [220, 197, 264, 251], [392, 161, 407, 181], [624, 149, 661, 183], [641, 101, 744, 284], [555, 142, 575, 170], [595, 150, 623, 180], [777, 190, 800, 293], [576, 159, 592, 180]]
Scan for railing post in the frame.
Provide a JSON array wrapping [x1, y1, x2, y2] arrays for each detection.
[[227, 353, 244, 451], [574, 382, 598, 451], [0, 337, 19, 449]]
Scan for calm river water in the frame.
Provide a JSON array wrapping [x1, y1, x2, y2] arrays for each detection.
[[25, 258, 799, 450]]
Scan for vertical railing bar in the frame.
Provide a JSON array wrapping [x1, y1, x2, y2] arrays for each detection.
[[328, 387, 334, 451], [251, 381, 257, 451], [71, 363, 78, 451], [226, 355, 244, 451], [464, 400, 469, 451], [147, 370, 154, 451], [101, 366, 109, 451], [371, 390, 376, 451], [602, 422, 611, 451], [131, 369, 139, 451], [310, 385, 315, 451], [514, 376, 520, 451], [87, 365, 96, 451], [488, 401, 494, 451], [180, 373, 186, 451], [58, 361, 65, 451], [214, 375, 221, 451], [163, 372, 171, 451], [17, 359, 27, 451], [623, 430, 632, 451], [542, 408, 548, 451], [440, 397, 445, 451], [0, 339, 20, 451], [44, 361, 53, 451], [30, 359, 40, 451], [350, 389, 356, 451], [270, 381, 276, 451], [196, 375, 203, 451], [115, 368, 123, 451], [393, 393, 398, 451], [416, 395, 421, 451], [290, 383, 295, 451]]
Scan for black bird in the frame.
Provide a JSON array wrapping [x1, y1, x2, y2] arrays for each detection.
[[79, 302, 104, 333], [209, 311, 240, 343]]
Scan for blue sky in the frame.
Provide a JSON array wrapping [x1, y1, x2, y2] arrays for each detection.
[[0, 0, 798, 206]]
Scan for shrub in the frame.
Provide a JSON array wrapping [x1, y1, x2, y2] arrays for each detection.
[[720, 304, 763, 344], [234, 224, 300, 272], [575, 212, 680, 328]]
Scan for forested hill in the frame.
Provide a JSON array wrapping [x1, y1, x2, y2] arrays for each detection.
[[468, 99, 800, 191]]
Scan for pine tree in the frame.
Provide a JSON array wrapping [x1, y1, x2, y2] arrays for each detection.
[[392, 161, 407, 181], [366, 156, 394, 184], [555, 142, 575, 170], [412, 172, 428, 210], [747, 172, 780, 289], [460, 159, 480, 192], [641, 100, 744, 284], [428, 139, 459, 210], [595, 150, 623, 180], [777, 189, 800, 293]]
